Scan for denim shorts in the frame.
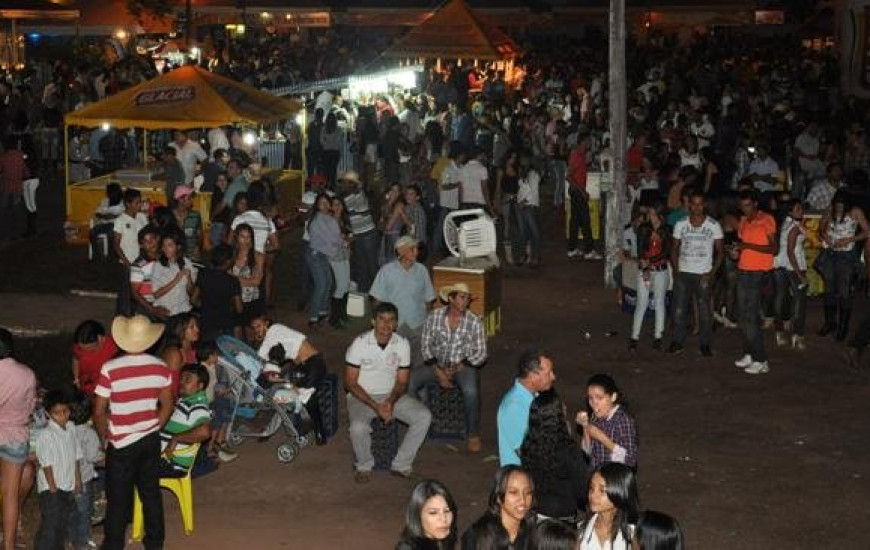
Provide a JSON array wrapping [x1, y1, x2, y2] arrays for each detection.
[[212, 396, 234, 426], [0, 440, 29, 464]]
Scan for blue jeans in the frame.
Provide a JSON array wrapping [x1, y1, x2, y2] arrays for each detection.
[[308, 249, 333, 322], [817, 250, 856, 307], [671, 272, 713, 347], [517, 205, 540, 264], [69, 479, 95, 547], [408, 365, 481, 435], [737, 270, 767, 362], [299, 240, 313, 306], [773, 268, 807, 335], [351, 229, 380, 293]]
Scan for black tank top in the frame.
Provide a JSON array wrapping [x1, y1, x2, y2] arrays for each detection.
[[502, 174, 519, 195]]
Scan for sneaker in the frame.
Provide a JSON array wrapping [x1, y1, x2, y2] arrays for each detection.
[[700, 345, 713, 357], [652, 338, 662, 351], [744, 361, 770, 374], [722, 317, 738, 329], [734, 354, 752, 368], [354, 470, 372, 484], [567, 249, 582, 258], [791, 335, 806, 351], [628, 338, 638, 351], [667, 342, 684, 355], [584, 250, 603, 260], [775, 331, 788, 347], [218, 449, 239, 463]]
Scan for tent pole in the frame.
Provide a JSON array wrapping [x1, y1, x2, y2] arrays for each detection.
[[143, 129, 148, 171], [301, 108, 308, 178], [64, 124, 70, 217]]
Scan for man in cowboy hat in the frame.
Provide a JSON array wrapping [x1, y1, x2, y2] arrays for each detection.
[[340, 170, 380, 293], [413, 282, 487, 453], [370, 236, 436, 371], [93, 315, 174, 550]]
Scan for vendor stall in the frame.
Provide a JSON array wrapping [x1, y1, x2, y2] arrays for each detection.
[[63, 65, 303, 244]]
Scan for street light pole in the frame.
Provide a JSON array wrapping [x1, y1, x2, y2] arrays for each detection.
[[605, 0, 627, 287]]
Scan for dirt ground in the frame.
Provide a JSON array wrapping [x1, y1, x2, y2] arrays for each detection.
[[2, 184, 870, 549]]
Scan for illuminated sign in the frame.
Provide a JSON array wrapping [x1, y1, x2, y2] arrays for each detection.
[[134, 86, 196, 106]]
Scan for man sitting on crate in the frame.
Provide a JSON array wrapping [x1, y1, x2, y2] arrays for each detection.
[[345, 302, 432, 484], [411, 283, 487, 453]]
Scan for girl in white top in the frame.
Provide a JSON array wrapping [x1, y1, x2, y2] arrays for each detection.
[[151, 229, 197, 317], [773, 200, 809, 350], [580, 463, 638, 550], [817, 190, 869, 340]]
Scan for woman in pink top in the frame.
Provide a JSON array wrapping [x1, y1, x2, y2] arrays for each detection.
[[0, 329, 37, 550]]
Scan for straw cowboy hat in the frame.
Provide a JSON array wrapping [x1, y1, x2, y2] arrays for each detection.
[[394, 235, 418, 251], [111, 315, 165, 354], [439, 282, 472, 303], [338, 170, 361, 185]]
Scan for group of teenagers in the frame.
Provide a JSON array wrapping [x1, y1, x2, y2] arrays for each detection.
[[391, 349, 682, 550]]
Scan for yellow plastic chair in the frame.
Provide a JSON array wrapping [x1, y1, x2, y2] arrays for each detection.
[[131, 443, 200, 540]]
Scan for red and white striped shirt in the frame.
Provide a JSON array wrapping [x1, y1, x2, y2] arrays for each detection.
[[94, 353, 171, 449]]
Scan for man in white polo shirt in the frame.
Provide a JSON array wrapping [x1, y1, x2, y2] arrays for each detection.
[[344, 302, 431, 483]]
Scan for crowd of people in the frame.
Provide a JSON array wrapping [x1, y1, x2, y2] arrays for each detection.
[[2, 20, 870, 550]]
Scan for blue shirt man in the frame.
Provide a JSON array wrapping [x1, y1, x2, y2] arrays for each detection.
[[369, 236, 436, 331], [497, 350, 555, 465]]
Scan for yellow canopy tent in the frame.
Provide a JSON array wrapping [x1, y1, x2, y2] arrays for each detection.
[[63, 65, 303, 222], [64, 65, 302, 130], [62, 66, 305, 242]]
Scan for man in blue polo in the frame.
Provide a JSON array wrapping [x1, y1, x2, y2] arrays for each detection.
[[497, 349, 555, 465], [369, 235, 436, 370]]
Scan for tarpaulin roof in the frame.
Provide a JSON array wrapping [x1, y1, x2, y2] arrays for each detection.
[[64, 65, 302, 130], [381, 0, 521, 60]]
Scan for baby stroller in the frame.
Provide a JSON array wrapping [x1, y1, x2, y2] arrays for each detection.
[[216, 336, 315, 463]]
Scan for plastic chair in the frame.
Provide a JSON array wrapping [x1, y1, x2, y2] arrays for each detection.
[[131, 443, 200, 540]]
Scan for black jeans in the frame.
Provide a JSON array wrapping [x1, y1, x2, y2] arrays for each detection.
[[672, 272, 713, 347], [568, 187, 593, 252], [103, 432, 164, 550], [36, 490, 74, 550], [350, 229, 380, 293]]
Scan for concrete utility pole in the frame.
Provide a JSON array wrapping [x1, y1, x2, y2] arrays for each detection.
[[605, 0, 627, 287]]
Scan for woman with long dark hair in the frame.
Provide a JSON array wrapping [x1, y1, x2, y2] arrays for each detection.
[[579, 463, 639, 550], [160, 312, 200, 398], [576, 374, 638, 471], [629, 201, 671, 351], [231, 223, 264, 339], [520, 390, 587, 523], [396, 479, 458, 550], [328, 196, 353, 328], [816, 189, 869, 341], [320, 112, 343, 189], [632, 511, 684, 550], [306, 192, 343, 327], [496, 150, 522, 264], [151, 227, 196, 320], [461, 465, 535, 550]]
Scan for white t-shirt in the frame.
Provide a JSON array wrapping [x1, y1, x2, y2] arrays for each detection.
[[258, 324, 306, 363], [231, 210, 276, 253], [459, 159, 488, 206], [517, 171, 540, 207], [673, 216, 723, 274], [170, 140, 208, 184], [579, 514, 634, 550], [439, 160, 461, 210], [345, 330, 410, 396], [113, 212, 148, 263]]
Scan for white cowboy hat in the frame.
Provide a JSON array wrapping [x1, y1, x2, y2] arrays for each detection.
[[439, 282, 472, 303], [394, 235, 418, 251], [111, 315, 165, 354], [338, 170, 361, 185]]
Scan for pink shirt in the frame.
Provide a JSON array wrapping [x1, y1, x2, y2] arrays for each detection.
[[0, 357, 37, 445]]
